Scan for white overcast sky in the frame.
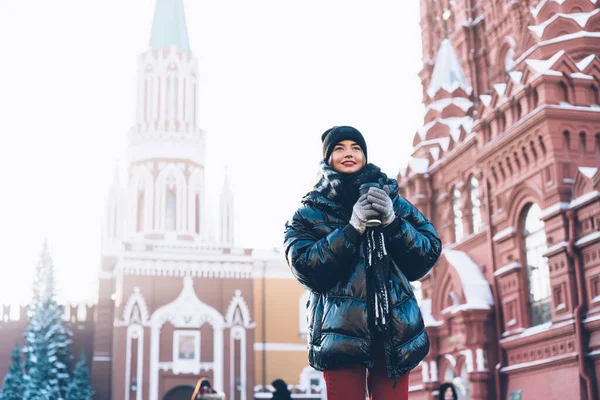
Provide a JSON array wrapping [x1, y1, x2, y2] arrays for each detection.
[[0, 0, 424, 302]]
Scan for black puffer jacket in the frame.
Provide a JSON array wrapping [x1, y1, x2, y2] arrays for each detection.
[[283, 163, 442, 379]]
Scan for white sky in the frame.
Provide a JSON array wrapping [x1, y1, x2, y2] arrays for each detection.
[[0, 0, 424, 303]]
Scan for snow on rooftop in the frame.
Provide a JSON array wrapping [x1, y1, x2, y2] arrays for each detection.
[[419, 298, 443, 327], [509, 71, 523, 84], [525, 51, 566, 75], [438, 137, 451, 152], [427, 39, 471, 98], [530, 0, 567, 18], [443, 249, 494, 309], [493, 83, 507, 97], [417, 117, 474, 141], [528, 9, 600, 37], [425, 98, 474, 113], [408, 157, 430, 174], [579, 167, 598, 179], [577, 54, 597, 71], [480, 94, 492, 107]]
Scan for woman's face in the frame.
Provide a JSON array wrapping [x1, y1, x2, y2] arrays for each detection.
[[329, 140, 366, 174]]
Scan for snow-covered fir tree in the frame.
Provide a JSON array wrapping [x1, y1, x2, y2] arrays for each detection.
[[65, 354, 94, 400], [23, 243, 73, 400], [0, 345, 24, 400]]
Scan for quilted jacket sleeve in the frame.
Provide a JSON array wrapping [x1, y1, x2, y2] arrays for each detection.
[[283, 206, 362, 293], [383, 194, 442, 281]]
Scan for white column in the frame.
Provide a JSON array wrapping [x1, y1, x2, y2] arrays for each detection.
[[125, 327, 133, 400], [152, 75, 160, 123], [159, 70, 167, 126], [213, 325, 224, 392], [149, 326, 160, 400], [240, 329, 246, 400], [184, 77, 191, 126], [136, 64, 144, 124], [177, 74, 184, 123], [135, 326, 144, 400], [229, 327, 246, 400], [125, 325, 145, 400], [146, 78, 152, 125]]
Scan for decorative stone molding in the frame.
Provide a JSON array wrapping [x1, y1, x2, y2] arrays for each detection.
[[225, 290, 255, 328], [117, 287, 150, 326], [122, 259, 253, 278]]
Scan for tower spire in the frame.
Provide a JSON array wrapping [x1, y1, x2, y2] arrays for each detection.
[[426, 38, 471, 98], [149, 0, 191, 52]]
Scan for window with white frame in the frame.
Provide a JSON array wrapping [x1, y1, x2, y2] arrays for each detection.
[[136, 190, 145, 232], [523, 204, 551, 326], [469, 176, 482, 234], [166, 190, 176, 231], [172, 330, 200, 374], [452, 187, 464, 242]]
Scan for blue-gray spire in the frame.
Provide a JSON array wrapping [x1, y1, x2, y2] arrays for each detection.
[[149, 0, 191, 52]]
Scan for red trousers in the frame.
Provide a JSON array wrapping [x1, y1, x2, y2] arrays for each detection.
[[323, 343, 410, 400]]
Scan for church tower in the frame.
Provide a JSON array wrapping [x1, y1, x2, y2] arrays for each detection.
[[94, 2, 258, 400]]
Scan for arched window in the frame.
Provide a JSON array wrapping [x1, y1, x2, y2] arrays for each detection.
[[579, 132, 586, 152], [458, 363, 471, 399], [452, 187, 464, 242], [470, 176, 482, 234], [166, 190, 176, 231], [443, 365, 455, 383], [136, 190, 145, 232], [523, 204, 551, 326], [505, 47, 516, 73]]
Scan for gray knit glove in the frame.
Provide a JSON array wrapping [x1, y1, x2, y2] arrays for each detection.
[[349, 194, 380, 234], [367, 186, 395, 227]]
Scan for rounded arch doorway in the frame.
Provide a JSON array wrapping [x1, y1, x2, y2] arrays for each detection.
[[163, 385, 195, 400]]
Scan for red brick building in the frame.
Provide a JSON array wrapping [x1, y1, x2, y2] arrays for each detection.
[[403, 0, 600, 399]]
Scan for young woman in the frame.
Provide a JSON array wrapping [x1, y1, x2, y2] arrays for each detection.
[[284, 126, 442, 399]]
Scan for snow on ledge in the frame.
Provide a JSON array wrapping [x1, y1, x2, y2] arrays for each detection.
[[577, 54, 597, 71], [575, 231, 600, 247], [570, 190, 600, 209], [493, 227, 516, 242], [494, 262, 522, 277], [525, 51, 565, 74]]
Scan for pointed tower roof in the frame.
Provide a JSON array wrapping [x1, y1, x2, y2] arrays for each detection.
[[427, 39, 471, 98], [149, 0, 191, 52]]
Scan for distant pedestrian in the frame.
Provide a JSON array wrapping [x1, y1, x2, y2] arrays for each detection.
[[271, 379, 292, 400], [191, 377, 217, 399]]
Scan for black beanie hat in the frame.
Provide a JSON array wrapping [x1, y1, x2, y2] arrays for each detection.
[[321, 126, 367, 162]]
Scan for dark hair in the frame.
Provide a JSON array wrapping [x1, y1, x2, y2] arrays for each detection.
[[200, 380, 211, 388], [439, 383, 458, 399], [271, 379, 289, 392]]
